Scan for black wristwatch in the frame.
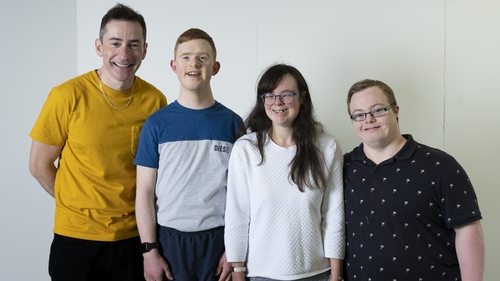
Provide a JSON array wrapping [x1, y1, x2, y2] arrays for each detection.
[[140, 242, 159, 253]]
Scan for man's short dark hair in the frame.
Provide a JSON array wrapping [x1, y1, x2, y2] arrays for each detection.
[[99, 3, 147, 42]]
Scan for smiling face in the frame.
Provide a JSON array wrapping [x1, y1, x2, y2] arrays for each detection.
[[170, 38, 220, 95], [95, 20, 147, 90], [264, 74, 302, 129], [349, 86, 401, 149]]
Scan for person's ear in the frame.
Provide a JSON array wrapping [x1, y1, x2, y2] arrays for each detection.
[[212, 61, 221, 76], [95, 39, 103, 57], [142, 42, 148, 60], [392, 105, 400, 116], [170, 59, 177, 73], [299, 91, 308, 104]]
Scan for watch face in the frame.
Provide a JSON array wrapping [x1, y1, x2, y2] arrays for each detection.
[[140, 242, 158, 253], [140, 243, 147, 253]]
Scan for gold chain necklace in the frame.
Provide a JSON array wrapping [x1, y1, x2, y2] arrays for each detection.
[[98, 80, 134, 110]]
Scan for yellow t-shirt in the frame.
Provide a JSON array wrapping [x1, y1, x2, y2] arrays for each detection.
[[30, 70, 167, 241]]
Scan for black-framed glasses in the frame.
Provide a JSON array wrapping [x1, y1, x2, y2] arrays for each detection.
[[260, 91, 297, 106], [350, 104, 394, 122]]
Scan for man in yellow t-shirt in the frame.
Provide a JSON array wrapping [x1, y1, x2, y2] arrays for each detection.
[[29, 4, 166, 281]]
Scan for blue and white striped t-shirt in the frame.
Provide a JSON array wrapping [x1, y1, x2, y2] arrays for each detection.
[[134, 100, 243, 232]]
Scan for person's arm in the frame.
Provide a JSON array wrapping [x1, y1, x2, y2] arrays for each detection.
[[225, 140, 250, 281], [322, 138, 345, 274], [29, 139, 62, 197], [454, 220, 485, 281], [329, 258, 343, 280], [136, 165, 173, 280]]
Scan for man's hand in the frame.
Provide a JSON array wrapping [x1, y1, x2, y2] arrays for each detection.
[[215, 251, 232, 281], [143, 250, 173, 281]]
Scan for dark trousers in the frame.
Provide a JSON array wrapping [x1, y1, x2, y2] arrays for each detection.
[[49, 234, 145, 281], [158, 225, 225, 281]]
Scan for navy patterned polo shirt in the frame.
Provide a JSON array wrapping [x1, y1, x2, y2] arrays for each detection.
[[343, 134, 482, 281]]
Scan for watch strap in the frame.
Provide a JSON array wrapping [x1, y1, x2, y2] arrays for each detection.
[[231, 266, 247, 273]]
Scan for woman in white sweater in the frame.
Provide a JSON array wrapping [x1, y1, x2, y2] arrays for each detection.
[[225, 64, 345, 281]]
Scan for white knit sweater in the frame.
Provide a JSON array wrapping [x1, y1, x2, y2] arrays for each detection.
[[225, 132, 345, 280]]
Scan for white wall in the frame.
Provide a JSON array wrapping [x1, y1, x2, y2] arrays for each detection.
[[446, 3, 500, 281], [0, 0, 77, 279], [3, 0, 498, 279]]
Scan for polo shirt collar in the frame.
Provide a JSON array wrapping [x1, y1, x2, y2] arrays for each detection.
[[351, 134, 418, 163]]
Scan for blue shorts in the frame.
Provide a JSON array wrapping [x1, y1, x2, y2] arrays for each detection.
[[157, 225, 225, 281], [49, 234, 144, 281]]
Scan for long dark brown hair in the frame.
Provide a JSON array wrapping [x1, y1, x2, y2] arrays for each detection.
[[245, 64, 326, 192]]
